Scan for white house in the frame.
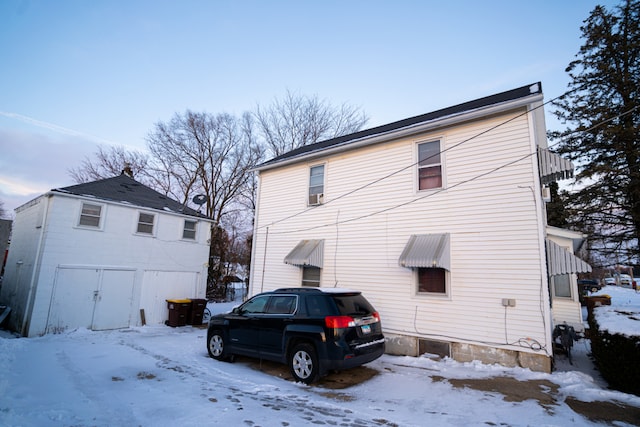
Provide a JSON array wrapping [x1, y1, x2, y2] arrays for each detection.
[[546, 225, 591, 331], [249, 83, 591, 373], [0, 172, 213, 337]]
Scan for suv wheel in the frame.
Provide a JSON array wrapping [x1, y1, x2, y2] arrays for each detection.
[[289, 343, 318, 384], [208, 330, 226, 360]]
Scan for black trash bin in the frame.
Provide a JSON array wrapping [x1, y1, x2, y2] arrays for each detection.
[[188, 299, 207, 325], [166, 299, 191, 327]]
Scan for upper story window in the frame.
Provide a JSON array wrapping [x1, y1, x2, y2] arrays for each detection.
[[417, 140, 442, 190], [137, 212, 155, 235], [78, 203, 102, 228], [183, 220, 197, 240], [308, 164, 324, 205]]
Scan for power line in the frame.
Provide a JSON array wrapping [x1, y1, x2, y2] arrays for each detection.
[[263, 104, 637, 236], [255, 87, 573, 233], [255, 87, 637, 235]]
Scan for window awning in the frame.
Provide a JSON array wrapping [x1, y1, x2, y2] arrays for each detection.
[[398, 234, 450, 270], [538, 147, 574, 185], [284, 239, 324, 268], [545, 239, 592, 276]]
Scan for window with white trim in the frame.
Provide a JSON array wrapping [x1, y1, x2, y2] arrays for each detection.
[[552, 274, 572, 298], [417, 140, 442, 190], [308, 165, 324, 205], [136, 212, 155, 234], [417, 267, 447, 294], [78, 203, 102, 228], [183, 220, 197, 240], [302, 266, 321, 287]]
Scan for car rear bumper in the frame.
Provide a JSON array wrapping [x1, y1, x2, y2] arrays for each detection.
[[320, 338, 385, 373]]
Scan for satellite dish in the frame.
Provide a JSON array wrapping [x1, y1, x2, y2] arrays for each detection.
[[192, 194, 207, 206]]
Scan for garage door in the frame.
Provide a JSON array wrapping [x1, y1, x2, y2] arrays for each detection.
[[140, 271, 201, 325], [47, 267, 135, 333]]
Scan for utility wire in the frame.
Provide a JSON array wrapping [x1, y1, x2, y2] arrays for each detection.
[[259, 103, 637, 236], [257, 87, 577, 232]]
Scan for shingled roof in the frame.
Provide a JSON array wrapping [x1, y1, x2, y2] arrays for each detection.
[[257, 82, 543, 169], [52, 173, 205, 218]]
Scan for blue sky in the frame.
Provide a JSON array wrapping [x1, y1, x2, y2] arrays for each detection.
[[0, 0, 620, 214]]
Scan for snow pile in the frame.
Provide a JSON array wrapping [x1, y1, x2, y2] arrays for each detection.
[[592, 285, 640, 337]]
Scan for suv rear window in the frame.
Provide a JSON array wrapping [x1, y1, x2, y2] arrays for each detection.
[[330, 294, 376, 316]]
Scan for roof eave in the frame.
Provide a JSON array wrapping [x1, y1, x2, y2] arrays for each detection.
[[254, 92, 543, 173], [49, 189, 213, 221]]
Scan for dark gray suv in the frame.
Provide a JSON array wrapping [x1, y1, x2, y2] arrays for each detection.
[[206, 287, 385, 383]]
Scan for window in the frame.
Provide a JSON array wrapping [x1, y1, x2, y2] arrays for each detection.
[[418, 268, 446, 294], [240, 295, 269, 314], [302, 266, 321, 287], [79, 203, 102, 227], [309, 165, 324, 205], [418, 140, 442, 190], [552, 275, 572, 298], [137, 212, 155, 234], [183, 220, 197, 240], [266, 296, 296, 314]]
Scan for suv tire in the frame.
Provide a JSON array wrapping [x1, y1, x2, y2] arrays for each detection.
[[289, 343, 318, 384], [208, 330, 226, 360]]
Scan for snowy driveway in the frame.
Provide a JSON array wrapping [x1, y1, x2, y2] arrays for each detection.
[[2, 324, 640, 426]]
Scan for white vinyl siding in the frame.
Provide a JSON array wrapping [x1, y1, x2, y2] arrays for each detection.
[[251, 109, 550, 355]]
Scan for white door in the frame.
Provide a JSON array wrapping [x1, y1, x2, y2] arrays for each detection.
[[48, 267, 135, 333], [92, 269, 136, 330], [48, 268, 98, 333]]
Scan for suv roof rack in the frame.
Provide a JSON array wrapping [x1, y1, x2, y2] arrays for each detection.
[[273, 287, 360, 294], [273, 287, 324, 293]]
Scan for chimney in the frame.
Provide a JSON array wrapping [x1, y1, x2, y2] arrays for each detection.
[[121, 162, 133, 178]]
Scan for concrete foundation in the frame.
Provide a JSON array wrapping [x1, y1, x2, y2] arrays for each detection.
[[384, 333, 551, 373]]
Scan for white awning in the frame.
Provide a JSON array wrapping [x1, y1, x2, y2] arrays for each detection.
[[546, 239, 592, 276], [284, 240, 324, 268], [398, 234, 450, 270], [538, 147, 574, 184]]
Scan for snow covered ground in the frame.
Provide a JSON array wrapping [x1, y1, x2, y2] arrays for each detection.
[[1, 287, 639, 427]]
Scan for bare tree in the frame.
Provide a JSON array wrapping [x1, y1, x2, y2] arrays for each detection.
[[68, 145, 149, 183], [146, 110, 263, 298], [146, 110, 263, 222], [255, 90, 369, 157]]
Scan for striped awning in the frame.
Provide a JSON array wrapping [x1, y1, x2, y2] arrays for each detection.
[[545, 239, 592, 276], [538, 147, 574, 185], [284, 240, 324, 268], [398, 234, 450, 270]]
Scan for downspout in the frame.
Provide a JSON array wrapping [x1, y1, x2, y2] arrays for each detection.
[[248, 172, 262, 297], [22, 193, 52, 336], [528, 101, 554, 357]]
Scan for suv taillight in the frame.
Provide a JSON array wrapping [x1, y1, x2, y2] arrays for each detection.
[[325, 316, 356, 329], [372, 311, 380, 322]]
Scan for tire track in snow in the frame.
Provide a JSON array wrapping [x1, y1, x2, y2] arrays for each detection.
[[117, 335, 402, 426]]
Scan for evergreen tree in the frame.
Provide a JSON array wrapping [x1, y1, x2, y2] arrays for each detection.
[[551, 0, 640, 267], [546, 182, 569, 228]]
